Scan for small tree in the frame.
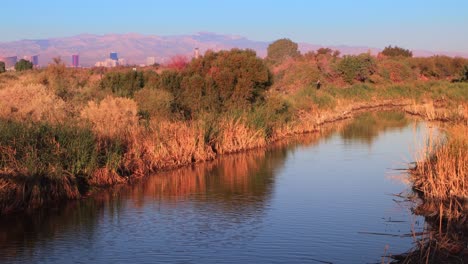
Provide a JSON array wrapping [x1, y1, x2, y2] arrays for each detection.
[[15, 59, 33, 71], [0, 61, 5, 73], [381, 45, 413, 57], [267, 38, 300, 64]]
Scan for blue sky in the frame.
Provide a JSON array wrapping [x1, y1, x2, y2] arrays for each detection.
[[2, 0, 467, 52]]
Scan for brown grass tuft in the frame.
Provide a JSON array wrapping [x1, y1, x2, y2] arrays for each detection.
[[80, 96, 139, 138], [216, 117, 267, 154], [411, 124, 467, 200], [88, 168, 126, 186], [122, 120, 215, 175], [0, 83, 66, 123]]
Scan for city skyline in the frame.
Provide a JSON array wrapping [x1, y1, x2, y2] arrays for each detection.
[[2, 31, 468, 68], [1, 0, 468, 53]]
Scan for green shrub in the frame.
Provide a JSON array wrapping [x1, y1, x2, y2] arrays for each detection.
[[336, 53, 377, 84], [100, 70, 145, 97], [266, 38, 300, 65], [134, 88, 174, 120], [381, 45, 413, 57], [0, 120, 123, 179], [248, 95, 293, 138], [14, 59, 33, 71]]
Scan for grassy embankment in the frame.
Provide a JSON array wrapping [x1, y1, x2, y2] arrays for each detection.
[[0, 47, 467, 214]]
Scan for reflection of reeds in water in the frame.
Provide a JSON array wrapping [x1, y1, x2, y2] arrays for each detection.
[[96, 130, 333, 210], [125, 149, 270, 203], [391, 198, 467, 263], [0, 197, 106, 261]]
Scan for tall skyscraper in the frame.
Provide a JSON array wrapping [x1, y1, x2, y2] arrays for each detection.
[[110, 52, 118, 61], [146, 56, 156, 66], [72, 54, 79, 67], [31, 55, 39, 67], [1, 56, 17, 69], [194, 48, 200, 59]]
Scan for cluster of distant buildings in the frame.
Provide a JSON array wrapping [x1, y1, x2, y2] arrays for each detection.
[[1, 47, 201, 70], [94, 52, 126, 67], [0, 55, 39, 70]]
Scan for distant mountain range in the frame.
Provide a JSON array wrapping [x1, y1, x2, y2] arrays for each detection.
[[1, 32, 467, 67]]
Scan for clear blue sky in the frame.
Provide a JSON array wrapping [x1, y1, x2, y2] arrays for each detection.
[[2, 0, 467, 52]]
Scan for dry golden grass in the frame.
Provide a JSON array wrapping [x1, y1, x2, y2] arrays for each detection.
[[0, 83, 66, 123], [412, 124, 467, 200], [87, 168, 126, 186], [216, 117, 267, 154], [80, 96, 139, 138], [404, 101, 468, 122], [122, 120, 215, 176]]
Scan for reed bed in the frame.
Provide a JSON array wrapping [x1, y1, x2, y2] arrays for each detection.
[[411, 124, 467, 200], [391, 124, 468, 263]]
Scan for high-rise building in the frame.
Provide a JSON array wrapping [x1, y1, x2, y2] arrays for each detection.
[[194, 48, 200, 59], [1, 56, 18, 69], [110, 52, 118, 61], [31, 55, 39, 66], [146, 56, 156, 66], [72, 54, 79, 67]]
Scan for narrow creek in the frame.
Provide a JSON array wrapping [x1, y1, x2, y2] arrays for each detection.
[[0, 111, 438, 263]]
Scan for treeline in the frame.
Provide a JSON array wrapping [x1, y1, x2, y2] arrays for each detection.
[[267, 39, 468, 89], [99, 49, 272, 120]]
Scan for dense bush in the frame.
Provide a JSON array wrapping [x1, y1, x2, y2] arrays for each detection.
[[410, 56, 468, 78], [14, 59, 33, 71], [336, 53, 377, 84], [459, 65, 468, 82], [134, 88, 174, 120], [100, 70, 145, 97], [381, 45, 413, 57], [0, 61, 5, 73], [377, 58, 416, 83], [160, 49, 273, 118], [266, 38, 300, 65]]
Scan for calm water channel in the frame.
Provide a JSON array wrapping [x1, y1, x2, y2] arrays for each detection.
[[0, 112, 436, 263]]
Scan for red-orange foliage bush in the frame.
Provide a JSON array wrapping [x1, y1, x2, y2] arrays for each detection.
[[166, 55, 189, 71]]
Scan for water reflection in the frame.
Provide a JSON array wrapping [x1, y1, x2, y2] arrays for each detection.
[[0, 131, 330, 263], [340, 111, 409, 145], [0, 112, 431, 264], [391, 197, 468, 263]]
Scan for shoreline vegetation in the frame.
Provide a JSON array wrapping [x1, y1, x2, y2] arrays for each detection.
[[0, 40, 467, 217], [391, 124, 467, 263]]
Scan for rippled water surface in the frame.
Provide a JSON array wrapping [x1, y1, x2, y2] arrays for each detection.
[[0, 112, 435, 263]]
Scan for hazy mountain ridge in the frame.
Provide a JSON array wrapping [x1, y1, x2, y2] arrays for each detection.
[[1, 32, 467, 66]]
